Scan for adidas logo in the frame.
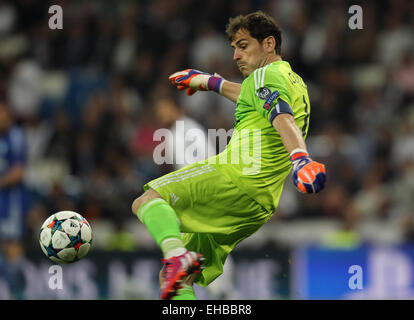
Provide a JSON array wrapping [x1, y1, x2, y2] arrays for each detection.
[[170, 193, 179, 205]]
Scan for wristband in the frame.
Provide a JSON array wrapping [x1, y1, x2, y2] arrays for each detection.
[[289, 148, 309, 162], [207, 76, 223, 93]]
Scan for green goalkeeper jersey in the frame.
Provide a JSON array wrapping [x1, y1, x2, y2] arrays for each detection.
[[215, 60, 311, 213]]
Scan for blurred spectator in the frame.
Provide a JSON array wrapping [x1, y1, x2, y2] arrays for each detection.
[[0, 101, 29, 299], [8, 57, 43, 120], [0, 0, 16, 37], [153, 93, 216, 170], [392, 53, 414, 97], [190, 25, 233, 71], [0, 101, 29, 240], [375, 5, 413, 68], [112, 19, 138, 75]]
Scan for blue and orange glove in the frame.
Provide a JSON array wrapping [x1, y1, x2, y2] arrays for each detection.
[[169, 69, 224, 96], [290, 149, 326, 194]]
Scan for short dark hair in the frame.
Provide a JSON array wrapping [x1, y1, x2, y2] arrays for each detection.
[[225, 11, 282, 55]]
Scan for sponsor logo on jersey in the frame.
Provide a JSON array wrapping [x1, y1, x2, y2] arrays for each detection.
[[263, 90, 280, 110]]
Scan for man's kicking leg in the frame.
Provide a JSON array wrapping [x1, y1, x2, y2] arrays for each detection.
[[131, 189, 204, 300]]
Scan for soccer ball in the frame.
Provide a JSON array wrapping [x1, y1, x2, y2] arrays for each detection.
[[39, 211, 93, 263]]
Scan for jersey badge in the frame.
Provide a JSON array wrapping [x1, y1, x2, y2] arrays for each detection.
[[257, 87, 272, 100]]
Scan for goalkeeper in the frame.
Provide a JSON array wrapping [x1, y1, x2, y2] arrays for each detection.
[[131, 11, 326, 300]]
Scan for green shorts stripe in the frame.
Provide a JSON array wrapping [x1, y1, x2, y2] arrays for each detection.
[[149, 165, 216, 190]]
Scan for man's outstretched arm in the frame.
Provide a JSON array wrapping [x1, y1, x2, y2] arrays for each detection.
[[169, 69, 241, 103], [220, 80, 241, 103], [272, 113, 326, 194]]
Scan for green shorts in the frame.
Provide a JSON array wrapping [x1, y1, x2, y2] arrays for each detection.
[[144, 162, 273, 286]]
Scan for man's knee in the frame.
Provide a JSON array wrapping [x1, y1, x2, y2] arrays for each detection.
[[131, 189, 163, 216]]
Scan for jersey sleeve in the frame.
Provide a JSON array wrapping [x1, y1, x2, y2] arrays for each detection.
[[251, 66, 293, 124]]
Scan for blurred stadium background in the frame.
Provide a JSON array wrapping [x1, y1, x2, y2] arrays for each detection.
[[1, 0, 414, 299]]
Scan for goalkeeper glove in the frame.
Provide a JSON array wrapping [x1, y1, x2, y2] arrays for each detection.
[[290, 149, 326, 194], [169, 69, 224, 96]]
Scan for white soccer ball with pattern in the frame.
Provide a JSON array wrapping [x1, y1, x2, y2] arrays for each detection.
[[39, 211, 93, 263]]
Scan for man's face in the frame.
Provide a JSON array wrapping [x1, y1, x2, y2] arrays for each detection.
[[231, 29, 268, 78]]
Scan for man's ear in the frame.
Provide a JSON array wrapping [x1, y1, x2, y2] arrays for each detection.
[[263, 36, 276, 53]]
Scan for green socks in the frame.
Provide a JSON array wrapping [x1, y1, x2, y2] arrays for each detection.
[[136, 198, 186, 258], [136, 198, 196, 300]]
